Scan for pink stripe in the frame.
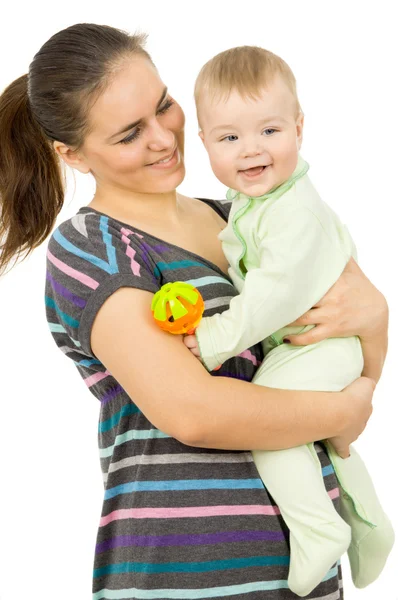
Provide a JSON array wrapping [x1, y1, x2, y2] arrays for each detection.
[[237, 349, 261, 366], [120, 228, 141, 276], [328, 487, 340, 500], [100, 504, 280, 527], [85, 370, 110, 388], [47, 249, 99, 289], [121, 227, 144, 239]]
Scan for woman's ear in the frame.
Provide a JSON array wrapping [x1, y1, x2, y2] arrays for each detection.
[[53, 141, 91, 174]]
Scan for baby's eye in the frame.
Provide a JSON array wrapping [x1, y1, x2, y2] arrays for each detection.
[[221, 135, 238, 142], [263, 128, 276, 136]]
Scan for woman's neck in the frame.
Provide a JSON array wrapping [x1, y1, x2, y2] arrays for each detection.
[[88, 186, 185, 226]]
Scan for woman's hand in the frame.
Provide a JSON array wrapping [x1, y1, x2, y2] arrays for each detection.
[[284, 258, 388, 346], [328, 376, 375, 458]]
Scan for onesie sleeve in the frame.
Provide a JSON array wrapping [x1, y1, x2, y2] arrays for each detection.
[[45, 212, 160, 359], [195, 204, 350, 371]]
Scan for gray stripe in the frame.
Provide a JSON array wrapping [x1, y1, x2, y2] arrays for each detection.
[[205, 297, 232, 310], [312, 590, 341, 600], [71, 212, 93, 237], [58, 345, 88, 357], [103, 452, 254, 482]]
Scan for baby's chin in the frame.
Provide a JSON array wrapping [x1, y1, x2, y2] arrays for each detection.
[[233, 176, 276, 198]]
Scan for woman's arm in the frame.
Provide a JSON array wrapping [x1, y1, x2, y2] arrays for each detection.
[[284, 258, 389, 382], [91, 286, 374, 456]]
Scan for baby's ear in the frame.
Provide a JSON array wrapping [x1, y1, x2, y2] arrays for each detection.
[[296, 112, 304, 149]]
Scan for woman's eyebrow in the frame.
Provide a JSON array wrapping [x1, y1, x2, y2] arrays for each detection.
[[108, 86, 168, 141]]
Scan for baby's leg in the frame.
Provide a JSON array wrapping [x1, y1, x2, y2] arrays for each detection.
[[324, 441, 395, 588], [252, 444, 351, 597], [252, 339, 357, 596], [252, 337, 394, 592]]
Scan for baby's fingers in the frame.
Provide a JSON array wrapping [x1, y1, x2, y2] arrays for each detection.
[[183, 334, 201, 358], [183, 334, 197, 348]]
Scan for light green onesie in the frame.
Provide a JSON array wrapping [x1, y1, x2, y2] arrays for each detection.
[[195, 156, 394, 597]]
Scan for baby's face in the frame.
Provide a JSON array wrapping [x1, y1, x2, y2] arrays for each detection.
[[198, 75, 303, 197]]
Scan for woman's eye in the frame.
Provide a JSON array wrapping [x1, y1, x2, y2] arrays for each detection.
[[263, 128, 276, 136], [222, 135, 238, 142], [157, 99, 174, 115], [118, 100, 174, 145], [120, 126, 142, 145]]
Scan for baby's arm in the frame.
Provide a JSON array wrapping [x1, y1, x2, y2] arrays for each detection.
[[194, 205, 350, 371]]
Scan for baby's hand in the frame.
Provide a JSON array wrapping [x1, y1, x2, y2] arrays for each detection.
[[183, 334, 222, 371], [183, 334, 202, 360]]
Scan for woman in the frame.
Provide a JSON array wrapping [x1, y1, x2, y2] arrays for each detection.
[[0, 23, 388, 600]]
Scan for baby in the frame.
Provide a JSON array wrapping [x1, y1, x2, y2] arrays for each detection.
[[184, 46, 394, 596]]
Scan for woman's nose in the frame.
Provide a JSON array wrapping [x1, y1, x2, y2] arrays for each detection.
[[147, 118, 175, 151]]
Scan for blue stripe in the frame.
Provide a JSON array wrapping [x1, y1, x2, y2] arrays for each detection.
[[156, 260, 206, 272], [45, 297, 79, 328], [322, 464, 334, 477], [92, 566, 339, 598], [105, 478, 264, 499], [94, 555, 290, 577], [99, 216, 118, 274], [186, 276, 234, 288], [48, 322, 67, 333], [100, 429, 170, 458], [48, 322, 81, 346], [53, 229, 117, 274], [99, 403, 140, 433], [78, 358, 102, 367]]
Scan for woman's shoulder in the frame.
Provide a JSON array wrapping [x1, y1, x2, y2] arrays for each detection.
[[50, 207, 143, 245], [47, 207, 153, 270], [45, 208, 160, 357], [195, 197, 232, 221]]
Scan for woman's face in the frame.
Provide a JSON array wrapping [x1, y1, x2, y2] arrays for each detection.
[[77, 57, 186, 195]]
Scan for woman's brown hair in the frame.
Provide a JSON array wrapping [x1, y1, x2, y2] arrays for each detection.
[[0, 23, 151, 275]]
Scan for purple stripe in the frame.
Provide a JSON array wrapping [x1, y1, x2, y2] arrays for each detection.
[[96, 530, 285, 554], [101, 384, 125, 405], [46, 271, 86, 308], [141, 241, 169, 282], [214, 371, 251, 382]]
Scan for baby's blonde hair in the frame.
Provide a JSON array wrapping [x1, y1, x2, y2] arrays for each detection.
[[194, 45, 301, 122]]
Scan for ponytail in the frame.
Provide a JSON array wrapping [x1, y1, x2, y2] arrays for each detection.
[[0, 24, 153, 275], [0, 74, 64, 275]]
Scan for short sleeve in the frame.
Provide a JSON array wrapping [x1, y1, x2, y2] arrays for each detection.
[[212, 198, 232, 220], [45, 211, 160, 358], [195, 197, 232, 222]]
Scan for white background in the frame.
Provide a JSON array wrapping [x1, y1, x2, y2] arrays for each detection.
[[0, 1, 397, 598]]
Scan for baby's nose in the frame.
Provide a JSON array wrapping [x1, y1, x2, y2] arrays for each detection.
[[240, 138, 265, 159]]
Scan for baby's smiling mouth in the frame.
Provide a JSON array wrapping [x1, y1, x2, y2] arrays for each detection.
[[239, 165, 269, 178]]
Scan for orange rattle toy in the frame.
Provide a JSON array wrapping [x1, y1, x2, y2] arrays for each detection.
[[151, 282, 221, 370], [151, 282, 205, 335]]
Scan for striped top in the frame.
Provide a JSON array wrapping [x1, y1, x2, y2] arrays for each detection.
[[45, 198, 344, 599]]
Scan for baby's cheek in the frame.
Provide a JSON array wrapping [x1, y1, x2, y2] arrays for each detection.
[[209, 152, 232, 179]]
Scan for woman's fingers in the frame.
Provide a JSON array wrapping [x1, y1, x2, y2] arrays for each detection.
[[284, 324, 332, 346], [327, 376, 375, 458], [286, 307, 328, 327], [328, 440, 351, 459]]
